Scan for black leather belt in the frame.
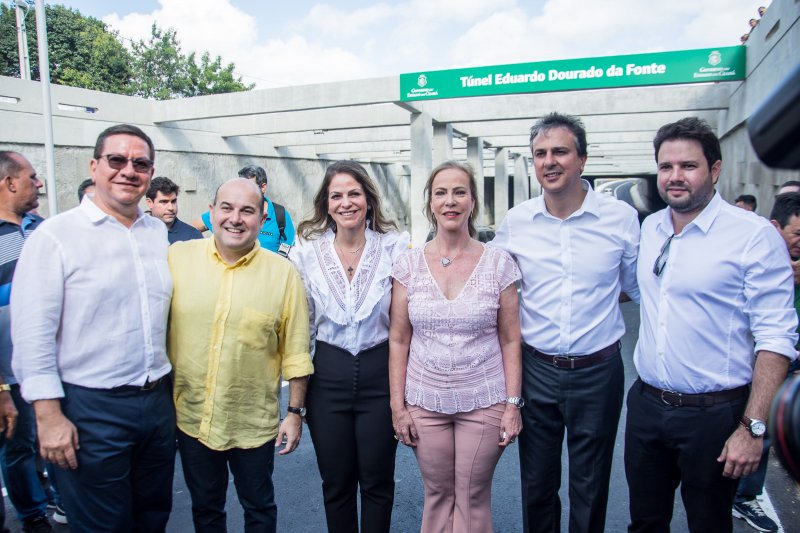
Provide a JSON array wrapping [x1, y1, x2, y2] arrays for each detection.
[[526, 341, 620, 370], [639, 379, 749, 407], [110, 375, 167, 393]]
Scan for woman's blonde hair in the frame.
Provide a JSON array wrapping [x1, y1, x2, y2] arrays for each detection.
[[423, 160, 479, 238]]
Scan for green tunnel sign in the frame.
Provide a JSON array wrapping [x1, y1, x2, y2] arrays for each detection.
[[400, 46, 745, 101]]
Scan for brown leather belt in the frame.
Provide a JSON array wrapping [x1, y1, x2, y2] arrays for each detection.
[[639, 379, 749, 407], [526, 341, 620, 370]]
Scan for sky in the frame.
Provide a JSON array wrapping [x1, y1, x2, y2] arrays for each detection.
[[50, 0, 769, 89]]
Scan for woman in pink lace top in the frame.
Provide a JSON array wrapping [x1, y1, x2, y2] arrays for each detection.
[[389, 161, 523, 532]]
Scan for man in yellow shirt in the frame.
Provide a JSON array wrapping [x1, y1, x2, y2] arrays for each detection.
[[167, 178, 313, 532]]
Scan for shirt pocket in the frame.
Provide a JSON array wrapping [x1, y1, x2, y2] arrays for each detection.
[[237, 307, 279, 354]]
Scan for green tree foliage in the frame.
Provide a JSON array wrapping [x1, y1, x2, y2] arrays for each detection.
[[0, 4, 132, 94], [184, 51, 255, 97], [129, 24, 188, 100], [0, 4, 252, 99]]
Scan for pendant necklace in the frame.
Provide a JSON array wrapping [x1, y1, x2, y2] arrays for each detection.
[[436, 240, 466, 268], [335, 238, 366, 277]]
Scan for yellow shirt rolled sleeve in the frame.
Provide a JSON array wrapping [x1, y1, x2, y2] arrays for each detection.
[[168, 239, 313, 451]]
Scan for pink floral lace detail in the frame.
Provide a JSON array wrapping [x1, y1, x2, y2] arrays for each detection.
[[392, 244, 521, 414]]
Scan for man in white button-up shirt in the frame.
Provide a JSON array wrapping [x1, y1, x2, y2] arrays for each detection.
[[493, 112, 640, 533], [11, 125, 176, 533], [625, 117, 797, 533]]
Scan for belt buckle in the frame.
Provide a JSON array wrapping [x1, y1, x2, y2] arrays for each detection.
[[660, 389, 682, 407], [553, 356, 575, 370], [141, 377, 159, 391]]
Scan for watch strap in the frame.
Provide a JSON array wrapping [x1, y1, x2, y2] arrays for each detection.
[[740, 415, 766, 437]]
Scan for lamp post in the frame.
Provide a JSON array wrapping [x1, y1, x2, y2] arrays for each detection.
[[33, 0, 58, 216], [12, 0, 32, 79]]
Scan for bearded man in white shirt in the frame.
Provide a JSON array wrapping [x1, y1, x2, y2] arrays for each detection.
[[625, 116, 797, 532], [11, 124, 175, 533], [493, 112, 640, 533]]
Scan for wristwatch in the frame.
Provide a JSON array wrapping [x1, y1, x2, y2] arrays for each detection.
[[0, 384, 10, 392], [506, 396, 525, 409], [286, 405, 306, 417], [740, 415, 767, 438]]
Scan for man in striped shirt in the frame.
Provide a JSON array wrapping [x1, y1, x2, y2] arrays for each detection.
[[0, 151, 52, 533]]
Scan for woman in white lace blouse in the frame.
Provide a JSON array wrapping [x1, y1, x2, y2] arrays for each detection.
[[290, 160, 409, 533], [389, 161, 522, 532]]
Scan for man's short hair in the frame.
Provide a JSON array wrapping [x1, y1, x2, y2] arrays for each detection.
[[93, 124, 155, 162], [0, 151, 24, 179], [238, 165, 268, 189], [779, 180, 800, 192], [146, 176, 180, 201], [653, 117, 721, 169], [77, 178, 94, 201], [529, 112, 588, 158], [735, 194, 757, 211], [770, 192, 800, 228]]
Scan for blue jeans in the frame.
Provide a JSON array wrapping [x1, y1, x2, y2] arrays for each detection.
[[177, 429, 277, 533], [735, 438, 770, 501], [0, 385, 48, 521]]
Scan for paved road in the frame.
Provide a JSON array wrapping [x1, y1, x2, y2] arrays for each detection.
[[5, 304, 799, 531]]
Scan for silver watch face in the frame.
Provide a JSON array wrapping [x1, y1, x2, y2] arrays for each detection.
[[750, 420, 767, 437]]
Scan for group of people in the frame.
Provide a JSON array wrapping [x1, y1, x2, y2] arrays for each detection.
[[0, 111, 796, 533]]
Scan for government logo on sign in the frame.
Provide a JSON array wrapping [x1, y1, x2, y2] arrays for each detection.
[[708, 51, 722, 66], [418, 74, 427, 87]]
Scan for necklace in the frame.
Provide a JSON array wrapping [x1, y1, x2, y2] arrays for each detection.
[[435, 240, 467, 268], [335, 238, 366, 277]]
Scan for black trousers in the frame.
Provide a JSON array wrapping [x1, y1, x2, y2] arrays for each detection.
[[305, 341, 397, 533], [519, 345, 624, 533], [177, 430, 276, 533], [56, 380, 176, 533], [625, 380, 744, 533]]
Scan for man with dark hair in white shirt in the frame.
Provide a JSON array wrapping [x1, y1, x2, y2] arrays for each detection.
[[10, 124, 176, 533], [626, 116, 797, 532], [493, 112, 640, 533]]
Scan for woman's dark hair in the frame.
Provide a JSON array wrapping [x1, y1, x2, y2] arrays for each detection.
[[297, 160, 397, 240]]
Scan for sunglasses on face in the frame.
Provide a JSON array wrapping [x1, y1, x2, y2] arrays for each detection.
[[99, 154, 153, 173]]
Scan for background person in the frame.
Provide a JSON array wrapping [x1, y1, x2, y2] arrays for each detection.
[[728, 192, 800, 532], [76, 178, 94, 202], [11, 124, 176, 533], [735, 194, 758, 212], [0, 151, 52, 533], [389, 161, 522, 533], [145, 176, 202, 243], [778, 180, 800, 194], [290, 160, 409, 533]]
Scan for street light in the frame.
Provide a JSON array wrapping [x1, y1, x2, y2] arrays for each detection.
[[10, 0, 34, 79]]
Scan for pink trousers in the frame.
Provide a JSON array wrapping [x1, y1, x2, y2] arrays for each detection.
[[408, 403, 506, 533]]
